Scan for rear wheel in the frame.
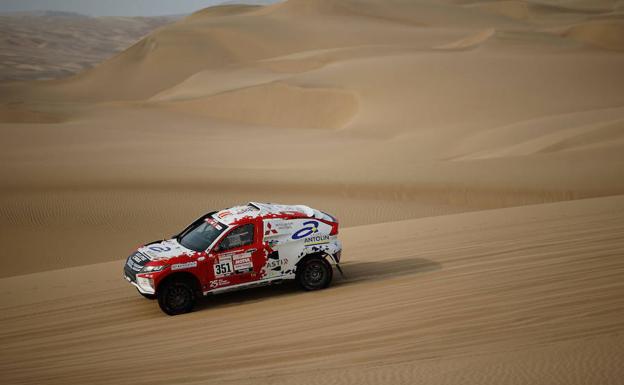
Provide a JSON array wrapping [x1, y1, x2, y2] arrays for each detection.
[[157, 279, 196, 316], [296, 256, 333, 291]]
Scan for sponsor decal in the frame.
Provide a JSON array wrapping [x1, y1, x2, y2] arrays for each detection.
[[237, 206, 256, 214], [264, 222, 278, 236], [132, 253, 148, 263], [234, 256, 252, 264], [264, 220, 294, 235], [209, 279, 230, 289], [265, 221, 294, 236], [268, 251, 279, 260], [148, 245, 171, 253], [205, 218, 223, 230], [218, 211, 232, 219], [127, 252, 148, 271], [292, 221, 319, 240], [276, 221, 294, 229], [126, 260, 142, 271], [171, 261, 197, 270], [233, 253, 253, 273], [267, 239, 279, 247], [304, 234, 330, 245], [282, 210, 304, 216], [266, 259, 288, 269]]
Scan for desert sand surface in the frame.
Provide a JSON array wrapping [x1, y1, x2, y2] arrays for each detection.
[[0, 11, 179, 80], [1, 196, 623, 384], [1, 0, 624, 383]]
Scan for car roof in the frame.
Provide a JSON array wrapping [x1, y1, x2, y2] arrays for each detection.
[[212, 202, 315, 225]]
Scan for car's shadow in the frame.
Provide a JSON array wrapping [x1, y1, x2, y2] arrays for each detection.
[[194, 258, 440, 312]]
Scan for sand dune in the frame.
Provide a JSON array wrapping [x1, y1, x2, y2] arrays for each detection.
[[0, 0, 520, 102], [1, 1, 624, 383], [466, 0, 602, 23], [265, 0, 523, 27], [150, 67, 288, 101], [435, 28, 496, 49], [1, 196, 623, 385], [0, 11, 178, 81], [0, 103, 65, 123], [187, 4, 263, 19], [563, 19, 624, 50], [159, 82, 358, 129], [448, 107, 624, 159], [2, 0, 624, 279]]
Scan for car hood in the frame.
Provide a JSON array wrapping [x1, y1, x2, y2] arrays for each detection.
[[138, 239, 195, 261]]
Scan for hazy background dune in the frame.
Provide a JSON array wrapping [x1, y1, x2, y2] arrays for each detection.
[[0, 11, 180, 80], [0, 0, 623, 384]]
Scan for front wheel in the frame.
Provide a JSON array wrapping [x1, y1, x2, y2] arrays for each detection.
[[157, 279, 196, 316], [296, 257, 333, 291]]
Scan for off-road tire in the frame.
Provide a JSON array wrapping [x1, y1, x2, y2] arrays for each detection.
[[157, 279, 196, 316], [296, 256, 333, 291]]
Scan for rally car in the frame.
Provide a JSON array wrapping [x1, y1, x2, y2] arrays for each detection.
[[124, 202, 342, 315]]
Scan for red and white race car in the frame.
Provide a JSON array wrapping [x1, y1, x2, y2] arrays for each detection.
[[124, 202, 342, 315]]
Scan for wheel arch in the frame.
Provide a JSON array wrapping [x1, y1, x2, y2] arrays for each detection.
[[156, 271, 202, 295], [295, 251, 333, 270]]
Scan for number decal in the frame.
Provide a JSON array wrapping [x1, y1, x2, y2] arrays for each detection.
[[213, 261, 233, 277], [292, 221, 319, 240]]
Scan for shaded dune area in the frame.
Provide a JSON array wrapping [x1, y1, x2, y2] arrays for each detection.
[[1, 1, 624, 384]]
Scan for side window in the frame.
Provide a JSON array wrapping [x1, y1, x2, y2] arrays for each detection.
[[217, 224, 254, 251]]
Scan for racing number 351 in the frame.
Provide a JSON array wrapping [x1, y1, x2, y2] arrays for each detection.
[[214, 262, 232, 276]]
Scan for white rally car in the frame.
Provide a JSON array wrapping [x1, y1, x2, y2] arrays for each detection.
[[124, 202, 343, 315]]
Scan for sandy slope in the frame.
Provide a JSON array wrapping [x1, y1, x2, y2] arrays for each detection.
[[1, 1, 624, 382], [1, 196, 623, 385], [2, 0, 624, 275]]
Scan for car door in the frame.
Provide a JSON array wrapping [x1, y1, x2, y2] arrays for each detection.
[[208, 221, 264, 290]]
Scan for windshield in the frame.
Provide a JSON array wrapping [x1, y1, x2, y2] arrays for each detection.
[[177, 217, 226, 252]]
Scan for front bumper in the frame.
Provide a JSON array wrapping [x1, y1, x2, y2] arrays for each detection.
[[125, 273, 156, 294], [124, 251, 156, 294]]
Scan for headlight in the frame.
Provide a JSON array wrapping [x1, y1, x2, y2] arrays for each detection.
[[141, 264, 168, 273]]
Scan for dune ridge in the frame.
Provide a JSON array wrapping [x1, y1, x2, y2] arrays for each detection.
[[563, 19, 624, 50], [448, 107, 624, 160], [466, 0, 602, 22], [186, 4, 263, 19], [158, 82, 358, 129], [436, 28, 496, 50]]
